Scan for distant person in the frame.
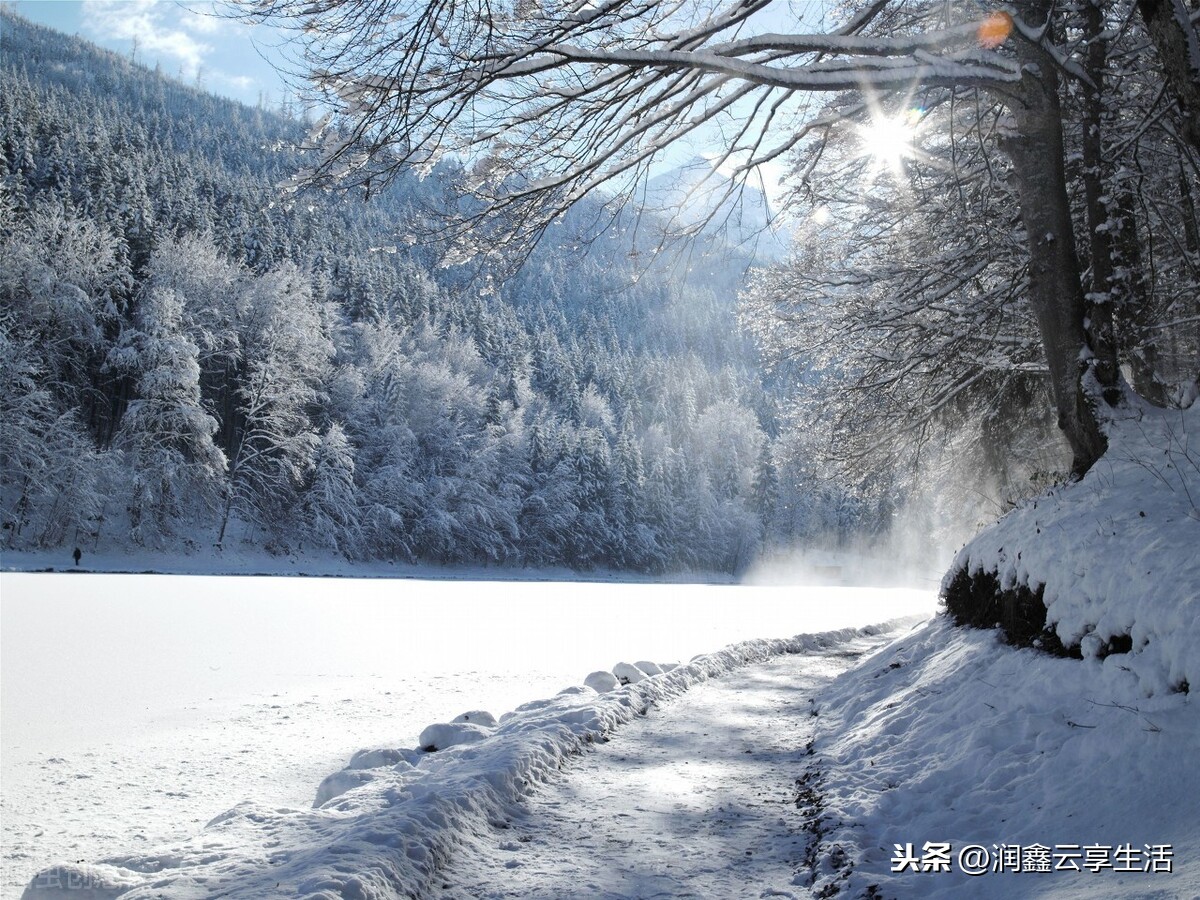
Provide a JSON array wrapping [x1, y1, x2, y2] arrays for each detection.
[[72, 547, 81, 566]]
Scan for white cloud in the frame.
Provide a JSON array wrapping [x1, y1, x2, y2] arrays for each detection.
[[179, 2, 230, 36], [82, 0, 212, 78], [213, 71, 255, 92]]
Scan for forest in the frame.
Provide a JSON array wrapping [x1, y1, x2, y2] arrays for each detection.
[[0, 10, 876, 574]]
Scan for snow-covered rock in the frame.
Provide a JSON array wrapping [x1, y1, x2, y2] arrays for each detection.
[[556, 685, 592, 697], [314, 768, 381, 807], [17, 862, 142, 900], [452, 710, 498, 727], [347, 747, 420, 770], [633, 660, 664, 676], [419, 720, 495, 752], [317, 748, 423, 805], [612, 662, 648, 684], [584, 670, 620, 692]]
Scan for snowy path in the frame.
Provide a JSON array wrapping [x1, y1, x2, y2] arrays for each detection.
[[435, 637, 886, 900]]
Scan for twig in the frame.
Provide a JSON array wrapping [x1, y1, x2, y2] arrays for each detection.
[[1086, 698, 1163, 733]]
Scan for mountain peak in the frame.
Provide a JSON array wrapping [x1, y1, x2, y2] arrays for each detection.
[[642, 158, 788, 261]]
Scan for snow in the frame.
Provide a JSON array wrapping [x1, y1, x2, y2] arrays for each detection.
[[612, 662, 650, 684], [803, 617, 1198, 898], [947, 398, 1200, 695], [1, 572, 933, 897], [418, 721, 495, 752], [435, 631, 897, 900], [583, 671, 620, 692], [11, 615, 919, 900], [0, 544, 743, 583], [5, 554, 1198, 899], [452, 711, 498, 727]]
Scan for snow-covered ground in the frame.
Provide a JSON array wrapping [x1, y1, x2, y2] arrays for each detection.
[[795, 400, 1197, 899], [0, 572, 934, 897], [5, 565, 1197, 899], [806, 617, 1198, 899], [423, 616, 1198, 900]]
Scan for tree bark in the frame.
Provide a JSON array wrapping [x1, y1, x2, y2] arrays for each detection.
[[1080, 0, 1122, 402], [1181, 159, 1200, 254], [1112, 191, 1169, 406], [1000, 16, 1108, 474], [1137, 0, 1200, 153]]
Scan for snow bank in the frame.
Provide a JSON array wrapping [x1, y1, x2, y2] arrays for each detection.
[[20, 620, 917, 900], [799, 617, 1198, 898], [946, 399, 1200, 695]]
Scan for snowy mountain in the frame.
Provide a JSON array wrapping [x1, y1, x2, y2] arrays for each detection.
[[642, 157, 790, 261]]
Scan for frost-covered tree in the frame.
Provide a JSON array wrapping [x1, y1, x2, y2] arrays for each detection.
[[740, 93, 1060, 506], [218, 262, 333, 544], [337, 319, 424, 560], [0, 316, 107, 547], [109, 284, 227, 544], [0, 8, 810, 569], [741, 0, 1196, 513], [137, 233, 248, 467], [298, 422, 361, 555], [0, 204, 131, 441], [519, 421, 580, 564], [0, 207, 130, 547]]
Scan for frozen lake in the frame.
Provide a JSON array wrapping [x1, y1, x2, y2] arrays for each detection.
[[0, 572, 935, 897]]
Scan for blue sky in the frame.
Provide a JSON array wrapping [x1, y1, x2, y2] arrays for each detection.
[[9, 1, 293, 108]]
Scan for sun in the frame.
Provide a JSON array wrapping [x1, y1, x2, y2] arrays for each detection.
[[856, 110, 921, 175]]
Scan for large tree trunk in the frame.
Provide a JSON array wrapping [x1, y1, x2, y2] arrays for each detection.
[[1137, 0, 1200, 153], [1000, 15, 1109, 475]]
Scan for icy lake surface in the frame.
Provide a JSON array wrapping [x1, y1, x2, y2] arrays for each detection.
[[0, 572, 935, 897]]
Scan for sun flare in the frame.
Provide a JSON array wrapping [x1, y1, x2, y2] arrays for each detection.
[[856, 110, 920, 174]]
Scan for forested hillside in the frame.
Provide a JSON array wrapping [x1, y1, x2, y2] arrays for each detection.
[[0, 11, 862, 572]]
